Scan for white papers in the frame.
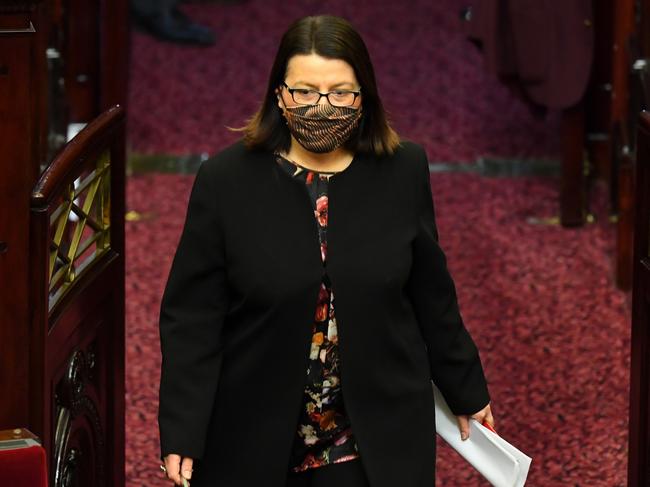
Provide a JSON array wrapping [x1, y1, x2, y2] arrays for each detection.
[[433, 383, 532, 487]]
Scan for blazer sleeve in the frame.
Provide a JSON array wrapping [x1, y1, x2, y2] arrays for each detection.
[[158, 161, 228, 461], [406, 145, 491, 416]]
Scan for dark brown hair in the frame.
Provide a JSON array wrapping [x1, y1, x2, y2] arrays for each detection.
[[237, 15, 400, 156]]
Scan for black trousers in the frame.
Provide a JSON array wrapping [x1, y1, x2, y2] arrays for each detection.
[[285, 459, 371, 487]]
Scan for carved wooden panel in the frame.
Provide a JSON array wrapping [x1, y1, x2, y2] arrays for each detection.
[[53, 345, 105, 487]]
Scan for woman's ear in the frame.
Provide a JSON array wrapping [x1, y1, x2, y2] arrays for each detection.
[[276, 89, 285, 111]]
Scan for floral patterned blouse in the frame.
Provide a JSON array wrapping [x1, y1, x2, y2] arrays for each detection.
[[275, 153, 361, 473]]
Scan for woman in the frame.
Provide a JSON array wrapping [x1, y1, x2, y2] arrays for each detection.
[[158, 14, 494, 487]]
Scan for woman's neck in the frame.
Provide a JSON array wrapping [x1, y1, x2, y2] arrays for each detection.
[[284, 138, 354, 173]]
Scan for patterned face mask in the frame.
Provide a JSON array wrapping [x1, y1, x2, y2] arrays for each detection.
[[280, 101, 363, 154]]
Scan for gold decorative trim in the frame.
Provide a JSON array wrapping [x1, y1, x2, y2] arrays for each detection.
[[48, 151, 111, 311]]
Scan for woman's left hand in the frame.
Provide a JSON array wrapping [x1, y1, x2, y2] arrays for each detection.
[[456, 402, 494, 441]]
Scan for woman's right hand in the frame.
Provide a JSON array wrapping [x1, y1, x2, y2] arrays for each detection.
[[163, 453, 193, 486]]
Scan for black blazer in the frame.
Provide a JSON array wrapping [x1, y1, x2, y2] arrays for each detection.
[[158, 140, 490, 487]]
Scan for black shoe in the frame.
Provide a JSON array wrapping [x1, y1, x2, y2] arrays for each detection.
[[132, 9, 215, 46]]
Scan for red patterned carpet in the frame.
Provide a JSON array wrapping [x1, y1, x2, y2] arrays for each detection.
[[125, 1, 632, 485]]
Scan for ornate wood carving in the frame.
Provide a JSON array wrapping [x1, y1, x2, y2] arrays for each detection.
[[53, 348, 105, 487]]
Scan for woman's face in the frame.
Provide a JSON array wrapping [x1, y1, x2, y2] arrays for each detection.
[[277, 53, 362, 109]]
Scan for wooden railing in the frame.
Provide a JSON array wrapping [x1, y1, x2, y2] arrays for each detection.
[[29, 105, 126, 487]]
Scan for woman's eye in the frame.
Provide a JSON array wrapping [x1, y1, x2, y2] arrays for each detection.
[[296, 89, 313, 95]]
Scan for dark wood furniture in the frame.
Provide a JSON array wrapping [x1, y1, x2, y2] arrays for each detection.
[[610, 0, 640, 290], [30, 105, 126, 487], [0, 3, 46, 437], [0, 1, 128, 486], [566, 0, 650, 291], [562, 0, 633, 232], [628, 111, 650, 487], [560, 2, 606, 228], [560, 102, 588, 227]]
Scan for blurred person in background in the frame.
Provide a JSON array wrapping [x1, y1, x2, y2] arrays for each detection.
[[131, 0, 215, 45]]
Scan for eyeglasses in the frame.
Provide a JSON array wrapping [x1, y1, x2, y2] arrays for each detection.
[[281, 82, 361, 107]]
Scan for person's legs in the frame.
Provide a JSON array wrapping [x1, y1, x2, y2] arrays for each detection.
[[311, 459, 371, 487]]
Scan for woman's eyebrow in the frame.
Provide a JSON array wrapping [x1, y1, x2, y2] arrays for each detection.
[[292, 81, 356, 89]]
